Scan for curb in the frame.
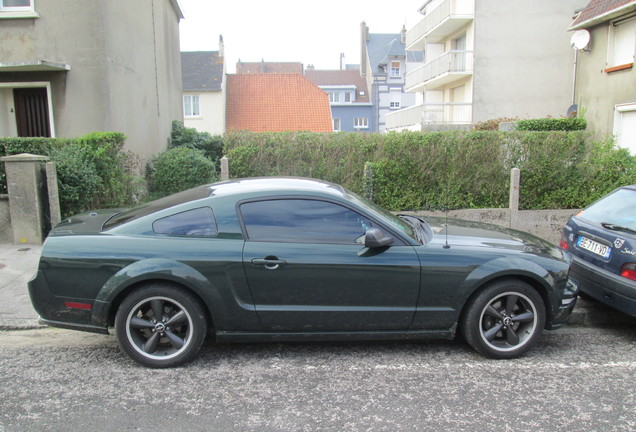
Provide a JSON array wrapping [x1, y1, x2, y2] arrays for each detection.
[[0, 319, 46, 331]]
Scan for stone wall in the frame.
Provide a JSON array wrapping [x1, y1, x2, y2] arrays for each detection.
[[407, 208, 580, 245]]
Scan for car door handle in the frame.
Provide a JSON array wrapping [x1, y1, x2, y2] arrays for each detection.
[[251, 257, 287, 270]]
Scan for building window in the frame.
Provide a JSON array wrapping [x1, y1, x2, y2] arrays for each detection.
[[614, 103, 636, 154], [333, 118, 341, 132], [344, 92, 351, 103], [390, 89, 401, 109], [354, 117, 368, 129], [390, 61, 401, 77], [610, 17, 636, 67], [329, 92, 340, 103], [1, 0, 31, 9], [183, 95, 200, 117], [0, 0, 37, 17]]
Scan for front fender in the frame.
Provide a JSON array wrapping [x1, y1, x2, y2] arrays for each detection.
[[460, 256, 556, 298]]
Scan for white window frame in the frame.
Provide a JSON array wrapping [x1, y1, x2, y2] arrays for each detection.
[[329, 92, 340, 103], [0, 0, 38, 18], [354, 117, 368, 129], [183, 94, 201, 118], [614, 103, 636, 152], [389, 89, 401, 109], [607, 16, 636, 68], [333, 118, 341, 132], [390, 61, 401, 78]]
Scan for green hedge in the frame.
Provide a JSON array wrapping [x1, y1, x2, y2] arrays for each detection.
[[146, 146, 218, 198], [0, 132, 135, 217], [169, 121, 224, 162], [515, 118, 587, 131], [223, 130, 636, 211]]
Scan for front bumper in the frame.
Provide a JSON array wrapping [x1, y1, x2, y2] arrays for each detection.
[[546, 276, 579, 330], [570, 255, 636, 317]]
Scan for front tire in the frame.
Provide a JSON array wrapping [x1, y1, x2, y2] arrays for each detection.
[[115, 284, 207, 368], [461, 280, 545, 359]]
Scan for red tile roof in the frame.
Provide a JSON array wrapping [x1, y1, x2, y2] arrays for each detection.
[[304, 69, 371, 103], [570, 0, 636, 29], [226, 74, 333, 133], [236, 61, 304, 74]]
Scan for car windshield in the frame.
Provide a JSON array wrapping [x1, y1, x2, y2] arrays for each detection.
[[102, 185, 214, 231], [345, 190, 416, 240], [578, 188, 636, 233]]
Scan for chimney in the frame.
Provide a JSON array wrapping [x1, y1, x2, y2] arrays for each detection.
[[306, 64, 314, 71], [218, 35, 224, 57], [340, 53, 345, 70], [401, 25, 406, 44], [360, 21, 369, 77]]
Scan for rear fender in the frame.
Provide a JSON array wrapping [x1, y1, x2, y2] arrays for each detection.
[[91, 258, 259, 331]]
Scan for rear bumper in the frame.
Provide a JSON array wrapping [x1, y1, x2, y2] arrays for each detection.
[[570, 256, 636, 317], [28, 270, 109, 334]]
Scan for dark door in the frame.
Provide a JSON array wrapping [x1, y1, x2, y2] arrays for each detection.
[[240, 199, 421, 332], [13, 88, 51, 137]]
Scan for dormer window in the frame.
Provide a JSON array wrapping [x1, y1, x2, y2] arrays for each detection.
[[391, 61, 401, 77]]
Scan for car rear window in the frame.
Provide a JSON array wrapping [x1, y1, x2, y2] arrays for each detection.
[[578, 188, 636, 232], [102, 185, 213, 231], [153, 207, 218, 237]]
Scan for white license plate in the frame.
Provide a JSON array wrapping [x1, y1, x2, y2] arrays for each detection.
[[577, 236, 611, 259]]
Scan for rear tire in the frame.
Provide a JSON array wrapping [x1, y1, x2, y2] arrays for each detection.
[[115, 284, 207, 368], [461, 280, 545, 359]]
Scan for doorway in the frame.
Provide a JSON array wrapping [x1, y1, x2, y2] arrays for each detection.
[[13, 87, 51, 137]]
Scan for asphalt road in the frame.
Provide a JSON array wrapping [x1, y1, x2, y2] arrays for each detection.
[[1, 326, 635, 432]]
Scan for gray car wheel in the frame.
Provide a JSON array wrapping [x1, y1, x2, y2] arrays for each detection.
[[115, 284, 207, 368], [462, 280, 545, 359]]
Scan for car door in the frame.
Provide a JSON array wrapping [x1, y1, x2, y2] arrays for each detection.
[[240, 198, 421, 332]]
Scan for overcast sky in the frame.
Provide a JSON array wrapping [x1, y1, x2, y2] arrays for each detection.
[[178, 0, 425, 73]]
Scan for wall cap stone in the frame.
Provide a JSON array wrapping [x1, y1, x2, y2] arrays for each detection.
[[0, 153, 50, 162]]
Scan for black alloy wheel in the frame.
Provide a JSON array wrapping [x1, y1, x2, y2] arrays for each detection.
[[115, 284, 207, 368], [462, 280, 545, 359]]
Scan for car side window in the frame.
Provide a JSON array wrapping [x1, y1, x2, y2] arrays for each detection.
[[240, 199, 376, 244], [153, 207, 218, 237]]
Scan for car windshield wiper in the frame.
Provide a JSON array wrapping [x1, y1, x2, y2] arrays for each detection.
[[601, 222, 636, 235]]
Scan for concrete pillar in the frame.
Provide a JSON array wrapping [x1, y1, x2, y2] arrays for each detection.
[[46, 161, 62, 228], [509, 167, 520, 229], [1, 153, 50, 244], [220, 156, 229, 181]]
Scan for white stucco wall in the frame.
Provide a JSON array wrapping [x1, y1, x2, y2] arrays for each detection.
[[184, 91, 225, 135], [471, 0, 589, 122]]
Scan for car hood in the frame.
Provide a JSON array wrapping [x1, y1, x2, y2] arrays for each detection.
[[424, 216, 564, 259], [49, 209, 125, 236]]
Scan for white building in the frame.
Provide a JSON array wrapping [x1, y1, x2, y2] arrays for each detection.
[[386, 0, 588, 131]]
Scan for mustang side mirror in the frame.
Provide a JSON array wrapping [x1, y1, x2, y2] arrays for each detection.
[[364, 228, 393, 248]]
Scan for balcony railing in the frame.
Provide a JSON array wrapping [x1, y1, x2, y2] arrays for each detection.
[[406, 0, 474, 49], [385, 103, 472, 130], [405, 51, 473, 92]]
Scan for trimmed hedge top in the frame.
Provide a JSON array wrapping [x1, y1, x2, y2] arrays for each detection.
[[515, 118, 587, 131]]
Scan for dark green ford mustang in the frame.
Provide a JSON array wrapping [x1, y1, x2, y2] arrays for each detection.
[[29, 178, 578, 367]]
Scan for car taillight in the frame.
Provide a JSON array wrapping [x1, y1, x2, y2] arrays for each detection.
[[559, 233, 569, 250], [620, 263, 636, 281]]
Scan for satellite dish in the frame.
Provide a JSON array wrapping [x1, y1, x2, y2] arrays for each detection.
[[567, 104, 578, 118], [571, 30, 591, 50]]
